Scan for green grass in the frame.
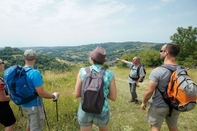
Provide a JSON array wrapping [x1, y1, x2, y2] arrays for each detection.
[[7, 67, 197, 131]]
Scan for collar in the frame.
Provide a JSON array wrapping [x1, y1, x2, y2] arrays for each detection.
[[90, 64, 102, 72]]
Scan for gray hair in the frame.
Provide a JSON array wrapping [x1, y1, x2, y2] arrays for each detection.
[[134, 56, 141, 62]]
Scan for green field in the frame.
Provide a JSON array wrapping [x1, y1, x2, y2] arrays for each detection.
[[9, 67, 197, 131]]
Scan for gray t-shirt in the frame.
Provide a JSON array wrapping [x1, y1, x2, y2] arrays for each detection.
[[126, 61, 145, 83], [149, 64, 178, 107]]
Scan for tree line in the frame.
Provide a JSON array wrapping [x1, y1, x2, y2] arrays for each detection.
[[117, 26, 197, 68], [0, 47, 70, 72]]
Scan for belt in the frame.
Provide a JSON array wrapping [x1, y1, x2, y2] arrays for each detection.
[[129, 75, 138, 81]]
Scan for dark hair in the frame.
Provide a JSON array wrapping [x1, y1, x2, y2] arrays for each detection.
[[92, 59, 104, 65], [165, 43, 180, 57]]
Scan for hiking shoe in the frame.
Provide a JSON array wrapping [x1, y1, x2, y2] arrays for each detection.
[[135, 100, 139, 104], [128, 99, 135, 102]]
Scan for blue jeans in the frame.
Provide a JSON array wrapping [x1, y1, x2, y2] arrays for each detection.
[[77, 108, 110, 127]]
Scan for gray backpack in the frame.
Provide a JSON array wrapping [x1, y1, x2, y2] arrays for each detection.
[[81, 67, 106, 114]]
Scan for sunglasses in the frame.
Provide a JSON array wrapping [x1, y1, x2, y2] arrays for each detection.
[[0, 61, 4, 65], [160, 50, 165, 53]]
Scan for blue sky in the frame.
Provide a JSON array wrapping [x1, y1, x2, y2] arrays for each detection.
[[0, 0, 196, 47]]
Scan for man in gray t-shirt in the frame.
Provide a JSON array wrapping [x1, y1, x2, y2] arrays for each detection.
[[141, 43, 181, 131], [116, 57, 145, 104]]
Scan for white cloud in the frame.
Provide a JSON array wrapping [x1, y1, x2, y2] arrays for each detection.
[[0, 0, 133, 46], [0, 0, 196, 47]]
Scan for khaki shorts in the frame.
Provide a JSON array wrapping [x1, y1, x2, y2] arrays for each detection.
[[22, 106, 45, 131], [147, 106, 180, 128]]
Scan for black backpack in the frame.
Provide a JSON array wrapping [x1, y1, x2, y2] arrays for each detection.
[[81, 67, 106, 114], [129, 64, 146, 82]]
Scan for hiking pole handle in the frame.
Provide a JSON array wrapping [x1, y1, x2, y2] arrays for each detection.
[[52, 92, 58, 101]]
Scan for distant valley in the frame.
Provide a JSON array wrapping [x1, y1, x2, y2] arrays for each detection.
[[18, 41, 163, 63]]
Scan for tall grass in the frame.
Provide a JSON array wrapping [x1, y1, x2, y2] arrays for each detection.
[[8, 67, 197, 131]]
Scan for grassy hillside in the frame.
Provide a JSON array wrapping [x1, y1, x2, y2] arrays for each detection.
[[8, 66, 197, 131]]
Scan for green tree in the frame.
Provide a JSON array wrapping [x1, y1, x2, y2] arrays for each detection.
[[170, 26, 197, 67], [116, 53, 136, 68], [139, 50, 162, 67], [116, 50, 162, 68], [0, 47, 69, 71]]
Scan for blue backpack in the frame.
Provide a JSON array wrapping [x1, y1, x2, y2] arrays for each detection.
[[4, 65, 38, 105]]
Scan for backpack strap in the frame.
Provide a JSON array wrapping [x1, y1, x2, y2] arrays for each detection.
[[137, 64, 142, 78], [159, 64, 178, 117], [161, 64, 183, 89], [85, 67, 106, 75], [157, 87, 174, 117], [22, 67, 32, 86], [0, 77, 4, 82], [99, 67, 106, 76], [85, 67, 91, 75], [23, 67, 32, 73], [22, 67, 38, 96], [130, 64, 134, 69], [161, 64, 176, 72]]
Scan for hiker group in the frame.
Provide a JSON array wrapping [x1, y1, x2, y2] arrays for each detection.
[[1, 43, 197, 131]]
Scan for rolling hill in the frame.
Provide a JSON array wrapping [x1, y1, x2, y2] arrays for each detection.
[[18, 41, 163, 63]]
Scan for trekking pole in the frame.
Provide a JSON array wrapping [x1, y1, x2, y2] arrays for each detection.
[[43, 103, 50, 131], [54, 100, 58, 121], [18, 105, 23, 117]]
